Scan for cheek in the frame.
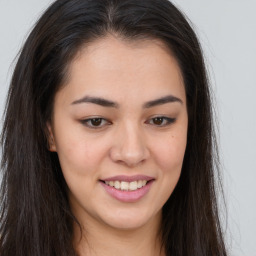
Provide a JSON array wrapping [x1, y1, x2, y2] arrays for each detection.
[[152, 132, 187, 173], [55, 130, 110, 177], [55, 136, 109, 205], [148, 131, 187, 211]]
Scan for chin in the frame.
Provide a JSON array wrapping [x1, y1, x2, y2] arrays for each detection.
[[100, 208, 160, 231], [106, 219, 148, 231]]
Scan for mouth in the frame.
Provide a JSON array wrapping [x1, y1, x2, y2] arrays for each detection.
[[101, 180, 150, 191], [99, 175, 155, 202]]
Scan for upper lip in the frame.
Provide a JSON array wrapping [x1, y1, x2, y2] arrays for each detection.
[[101, 175, 155, 182]]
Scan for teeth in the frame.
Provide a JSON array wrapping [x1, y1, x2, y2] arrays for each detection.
[[129, 181, 137, 191], [121, 181, 129, 191], [105, 180, 148, 191], [114, 181, 120, 189]]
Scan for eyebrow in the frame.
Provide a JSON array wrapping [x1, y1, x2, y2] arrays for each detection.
[[143, 95, 183, 108], [72, 96, 118, 108], [71, 95, 183, 108]]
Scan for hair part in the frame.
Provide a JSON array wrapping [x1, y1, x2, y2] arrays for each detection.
[[1, 0, 227, 255]]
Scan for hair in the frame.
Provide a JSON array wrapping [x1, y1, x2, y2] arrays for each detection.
[[0, 0, 227, 255]]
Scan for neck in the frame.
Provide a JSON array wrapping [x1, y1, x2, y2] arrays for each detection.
[[73, 211, 165, 256]]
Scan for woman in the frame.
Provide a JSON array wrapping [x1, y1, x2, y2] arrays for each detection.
[[0, 0, 227, 255]]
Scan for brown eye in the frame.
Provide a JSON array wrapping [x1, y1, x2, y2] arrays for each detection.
[[81, 117, 110, 129], [90, 118, 103, 126], [152, 117, 164, 125], [148, 116, 176, 126]]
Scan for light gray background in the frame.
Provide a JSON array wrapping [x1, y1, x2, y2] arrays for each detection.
[[0, 1, 255, 255]]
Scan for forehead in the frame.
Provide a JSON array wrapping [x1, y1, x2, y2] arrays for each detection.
[[58, 35, 185, 106]]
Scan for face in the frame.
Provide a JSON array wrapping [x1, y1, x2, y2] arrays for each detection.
[[48, 36, 188, 231]]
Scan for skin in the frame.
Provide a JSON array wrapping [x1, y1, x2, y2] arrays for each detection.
[[48, 35, 188, 256]]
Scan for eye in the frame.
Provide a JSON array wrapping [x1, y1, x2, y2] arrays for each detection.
[[147, 116, 176, 126], [80, 118, 111, 129]]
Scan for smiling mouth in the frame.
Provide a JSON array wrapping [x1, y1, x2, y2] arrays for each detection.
[[103, 180, 149, 191], [100, 177, 154, 202]]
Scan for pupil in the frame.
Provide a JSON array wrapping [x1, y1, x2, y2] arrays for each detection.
[[91, 118, 101, 126], [153, 117, 163, 125]]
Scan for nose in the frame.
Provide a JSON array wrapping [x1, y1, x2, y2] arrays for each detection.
[[109, 122, 150, 167]]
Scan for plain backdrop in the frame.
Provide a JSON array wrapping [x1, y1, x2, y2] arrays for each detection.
[[0, 1, 255, 255]]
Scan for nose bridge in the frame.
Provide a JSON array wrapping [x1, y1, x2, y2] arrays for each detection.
[[110, 120, 149, 167]]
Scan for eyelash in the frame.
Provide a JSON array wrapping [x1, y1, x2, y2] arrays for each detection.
[[80, 118, 111, 129], [80, 116, 176, 129], [146, 116, 176, 126]]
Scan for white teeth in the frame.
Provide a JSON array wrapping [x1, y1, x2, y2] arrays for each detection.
[[114, 181, 120, 189], [104, 180, 148, 191], [121, 181, 129, 191], [137, 180, 143, 188], [129, 181, 137, 191]]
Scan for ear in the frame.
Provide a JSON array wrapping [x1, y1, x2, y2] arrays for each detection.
[[46, 122, 57, 152]]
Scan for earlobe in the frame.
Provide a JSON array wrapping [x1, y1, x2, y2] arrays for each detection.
[[46, 122, 57, 152]]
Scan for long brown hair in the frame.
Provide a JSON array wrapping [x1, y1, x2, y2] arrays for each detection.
[[0, 0, 227, 255]]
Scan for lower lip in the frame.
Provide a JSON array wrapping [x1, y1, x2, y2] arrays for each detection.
[[100, 180, 154, 203]]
